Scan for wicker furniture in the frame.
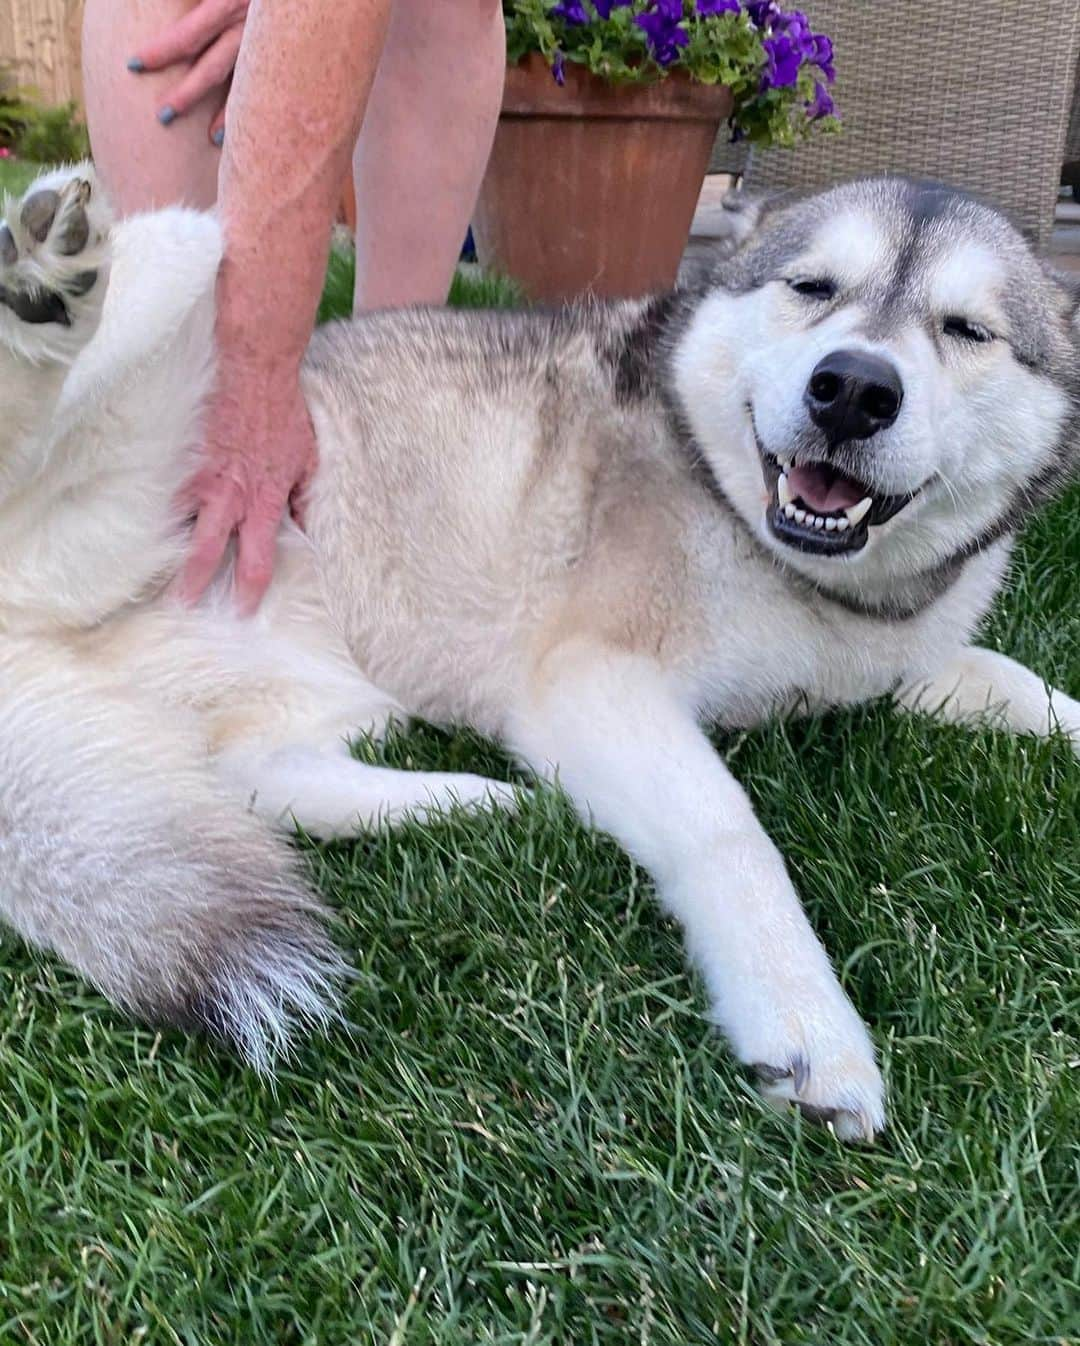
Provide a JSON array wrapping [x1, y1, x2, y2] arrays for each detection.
[[1062, 62, 1080, 194], [715, 2, 1080, 246]]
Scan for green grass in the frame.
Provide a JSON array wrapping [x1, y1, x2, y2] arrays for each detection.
[[0, 156, 48, 198], [1, 200, 1078, 1345], [318, 243, 522, 323]]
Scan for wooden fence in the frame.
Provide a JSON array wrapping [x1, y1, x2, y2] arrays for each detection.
[[1, 0, 84, 107]]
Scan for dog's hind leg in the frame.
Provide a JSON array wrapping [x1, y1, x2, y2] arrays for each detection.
[[508, 639, 886, 1142], [216, 740, 520, 840], [897, 646, 1080, 753], [0, 166, 112, 361], [203, 654, 519, 838]]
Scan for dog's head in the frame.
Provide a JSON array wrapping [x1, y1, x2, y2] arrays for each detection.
[[670, 177, 1080, 596]]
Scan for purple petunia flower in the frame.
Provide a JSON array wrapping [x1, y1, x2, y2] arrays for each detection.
[[774, 9, 814, 55], [806, 81, 835, 119], [696, 0, 740, 14], [761, 31, 801, 87], [745, 0, 778, 26], [593, 0, 632, 15], [808, 31, 835, 82], [635, 7, 690, 66], [552, 49, 567, 83], [551, 0, 589, 23]]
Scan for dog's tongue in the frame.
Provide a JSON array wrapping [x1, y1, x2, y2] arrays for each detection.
[[788, 463, 867, 513]]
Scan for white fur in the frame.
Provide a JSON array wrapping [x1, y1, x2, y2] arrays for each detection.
[[0, 169, 515, 1064], [2, 168, 1075, 1134]]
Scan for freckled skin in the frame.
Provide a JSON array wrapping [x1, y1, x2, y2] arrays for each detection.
[[82, 0, 507, 612]]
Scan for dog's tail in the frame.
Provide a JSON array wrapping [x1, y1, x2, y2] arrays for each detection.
[[0, 655, 346, 1070]]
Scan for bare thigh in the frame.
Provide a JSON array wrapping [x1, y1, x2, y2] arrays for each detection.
[[82, 0, 221, 212]]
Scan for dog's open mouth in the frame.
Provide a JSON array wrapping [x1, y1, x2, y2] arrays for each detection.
[[759, 451, 917, 557]]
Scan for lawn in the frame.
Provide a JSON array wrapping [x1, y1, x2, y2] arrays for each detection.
[[0, 156, 47, 198], [1, 174, 1079, 1344]]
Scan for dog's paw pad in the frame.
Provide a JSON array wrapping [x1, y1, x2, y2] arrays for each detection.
[[56, 182, 91, 256], [67, 269, 98, 297], [21, 189, 60, 244], [0, 286, 70, 327], [21, 180, 92, 258], [0, 173, 107, 334]]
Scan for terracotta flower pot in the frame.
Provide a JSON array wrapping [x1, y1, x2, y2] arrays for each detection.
[[472, 53, 733, 302]]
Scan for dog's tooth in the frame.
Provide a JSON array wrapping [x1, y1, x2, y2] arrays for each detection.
[[836, 516, 850, 532], [794, 508, 806, 523], [825, 516, 837, 531], [784, 503, 796, 518], [777, 472, 793, 507], [814, 515, 826, 529], [845, 497, 873, 527]]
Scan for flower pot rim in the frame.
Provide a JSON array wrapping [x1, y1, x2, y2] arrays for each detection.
[[501, 51, 734, 122]]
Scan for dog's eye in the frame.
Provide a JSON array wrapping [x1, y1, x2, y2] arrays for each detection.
[[787, 278, 836, 301], [943, 315, 993, 344]]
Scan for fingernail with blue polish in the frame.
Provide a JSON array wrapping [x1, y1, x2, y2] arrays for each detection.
[[212, 128, 225, 148], [158, 105, 177, 126], [127, 57, 145, 72]]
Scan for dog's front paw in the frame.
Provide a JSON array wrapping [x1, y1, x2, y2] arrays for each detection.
[[721, 975, 885, 1142], [752, 1030, 884, 1143], [1, 167, 110, 336]]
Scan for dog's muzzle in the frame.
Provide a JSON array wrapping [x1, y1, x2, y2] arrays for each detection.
[[753, 426, 920, 558]]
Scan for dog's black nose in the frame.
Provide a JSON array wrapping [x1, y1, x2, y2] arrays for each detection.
[[805, 349, 903, 444]]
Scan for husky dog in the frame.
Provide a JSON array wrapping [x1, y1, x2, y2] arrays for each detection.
[[2, 167, 1077, 1140]]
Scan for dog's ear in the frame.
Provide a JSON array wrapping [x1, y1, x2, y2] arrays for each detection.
[[710, 189, 789, 257], [1039, 262, 1080, 348], [1040, 256, 1080, 299]]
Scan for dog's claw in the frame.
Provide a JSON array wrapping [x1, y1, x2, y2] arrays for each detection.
[[797, 1100, 876, 1143], [21, 190, 59, 244], [753, 1053, 880, 1142], [795, 1100, 836, 1127], [753, 1053, 810, 1096]]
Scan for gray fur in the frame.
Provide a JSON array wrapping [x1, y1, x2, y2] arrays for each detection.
[[2, 168, 1078, 1137]]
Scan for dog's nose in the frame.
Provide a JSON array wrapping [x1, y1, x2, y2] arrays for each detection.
[[804, 349, 903, 444]]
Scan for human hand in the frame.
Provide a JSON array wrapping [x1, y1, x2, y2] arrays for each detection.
[[173, 355, 317, 614], [129, 0, 250, 146]]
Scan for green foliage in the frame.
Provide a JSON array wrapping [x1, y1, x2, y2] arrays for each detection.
[[15, 101, 89, 165], [317, 243, 523, 324], [0, 67, 89, 165], [504, 0, 839, 147], [0, 65, 37, 151], [0, 156, 41, 196]]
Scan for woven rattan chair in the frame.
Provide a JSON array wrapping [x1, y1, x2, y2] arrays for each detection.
[[1062, 62, 1080, 194], [718, 2, 1080, 246]]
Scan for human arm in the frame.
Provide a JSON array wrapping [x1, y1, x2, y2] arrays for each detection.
[[173, 0, 393, 611]]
